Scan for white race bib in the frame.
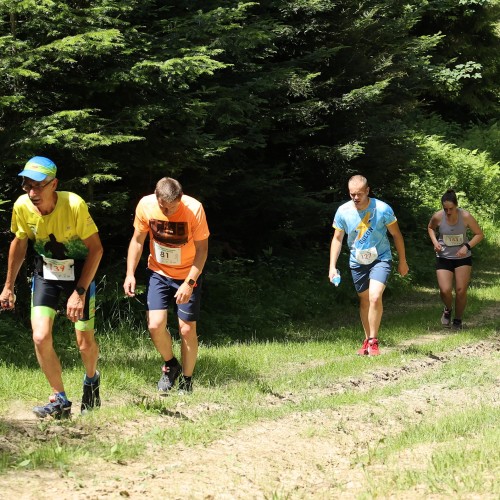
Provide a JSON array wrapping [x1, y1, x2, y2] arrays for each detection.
[[154, 240, 181, 265], [442, 234, 464, 247], [355, 246, 378, 265], [42, 257, 75, 281]]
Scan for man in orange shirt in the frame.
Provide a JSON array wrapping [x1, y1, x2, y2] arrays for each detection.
[[123, 177, 209, 393]]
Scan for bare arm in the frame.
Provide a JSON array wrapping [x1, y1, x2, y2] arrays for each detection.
[[123, 229, 148, 297], [0, 237, 28, 309], [66, 232, 104, 322], [454, 210, 484, 258], [175, 238, 209, 304], [76, 233, 104, 291], [463, 211, 484, 248], [328, 229, 344, 281], [189, 238, 209, 282], [427, 211, 443, 252], [387, 221, 409, 276]]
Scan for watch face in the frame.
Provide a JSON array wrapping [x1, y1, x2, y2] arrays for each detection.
[[76, 287, 86, 295], [187, 279, 196, 286]]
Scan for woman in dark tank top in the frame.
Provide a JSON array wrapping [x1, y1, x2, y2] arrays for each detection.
[[427, 189, 484, 330]]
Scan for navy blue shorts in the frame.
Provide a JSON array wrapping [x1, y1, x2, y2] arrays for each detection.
[[146, 271, 203, 322], [350, 260, 392, 294], [436, 256, 472, 271]]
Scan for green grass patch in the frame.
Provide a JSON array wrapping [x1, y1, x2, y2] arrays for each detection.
[[367, 406, 500, 497], [0, 238, 498, 498]]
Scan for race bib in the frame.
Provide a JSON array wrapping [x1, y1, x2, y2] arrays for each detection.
[[154, 240, 181, 265], [355, 246, 378, 265], [42, 257, 75, 281], [442, 234, 464, 247]]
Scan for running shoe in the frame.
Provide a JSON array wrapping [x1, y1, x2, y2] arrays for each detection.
[[157, 358, 182, 392], [367, 338, 380, 356], [81, 371, 101, 414], [33, 395, 72, 420], [452, 319, 463, 330], [178, 376, 193, 394], [441, 307, 452, 328], [357, 339, 369, 356]]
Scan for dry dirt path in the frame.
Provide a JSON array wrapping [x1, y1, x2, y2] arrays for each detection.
[[1, 338, 498, 499]]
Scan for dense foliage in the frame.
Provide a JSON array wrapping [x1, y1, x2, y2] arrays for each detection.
[[0, 0, 499, 336]]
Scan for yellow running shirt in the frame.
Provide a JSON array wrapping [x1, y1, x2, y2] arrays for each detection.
[[11, 192, 99, 261]]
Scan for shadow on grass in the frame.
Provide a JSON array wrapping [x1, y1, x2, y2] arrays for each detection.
[[134, 396, 193, 420]]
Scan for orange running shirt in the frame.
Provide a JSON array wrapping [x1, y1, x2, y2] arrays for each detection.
[[134, 194, 210, 280]]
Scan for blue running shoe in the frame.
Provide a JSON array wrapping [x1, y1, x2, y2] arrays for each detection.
[[33, 395, 72, 420]]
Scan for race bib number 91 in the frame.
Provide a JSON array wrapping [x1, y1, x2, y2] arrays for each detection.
[[154, 240, 181, 265]]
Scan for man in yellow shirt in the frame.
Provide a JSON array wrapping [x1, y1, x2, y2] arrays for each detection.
[[123, 177, 209, 394], [0, 156, 103, 418]]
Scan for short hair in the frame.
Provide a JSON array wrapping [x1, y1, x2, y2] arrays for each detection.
[[348, 175, 368, 189], [155, 177, 183, 202], [441, 189, 458, 206]]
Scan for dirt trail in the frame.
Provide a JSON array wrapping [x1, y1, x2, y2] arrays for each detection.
[[1, 339, 498, 499]]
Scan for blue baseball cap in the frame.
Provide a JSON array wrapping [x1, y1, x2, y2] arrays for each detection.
[[18, 156, 57, 182]]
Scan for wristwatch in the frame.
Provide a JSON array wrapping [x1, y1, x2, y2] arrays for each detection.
[[75, 286, 86, 296], [185, 279, 196, 287]]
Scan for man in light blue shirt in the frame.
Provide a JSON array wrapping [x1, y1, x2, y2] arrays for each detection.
[[329, 175, 409, 356]]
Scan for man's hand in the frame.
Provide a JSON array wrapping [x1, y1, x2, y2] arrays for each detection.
[[123, 275, 137, 297], [0, 288, 16, 310], [67, 291, 85, 322], [328, 268, 340, 282], [398, 260, 409, 277], [175, 282, 193, 304]]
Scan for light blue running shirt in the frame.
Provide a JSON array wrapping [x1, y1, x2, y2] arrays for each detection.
[[333, 198, 397, 268]]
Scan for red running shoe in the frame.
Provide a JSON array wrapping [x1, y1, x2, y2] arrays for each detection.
[[368, 338, 380, 356], [357, 338, 369, 356]]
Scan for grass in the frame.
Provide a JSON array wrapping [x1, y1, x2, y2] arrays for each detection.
[[0, 248, 498, 497], [363, 405, 500, 498]]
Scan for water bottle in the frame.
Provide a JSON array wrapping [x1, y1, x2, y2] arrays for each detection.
[[331, 270, 341, 287]]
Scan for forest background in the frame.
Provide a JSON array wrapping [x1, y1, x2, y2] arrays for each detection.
[[0, 0, 499, 344]]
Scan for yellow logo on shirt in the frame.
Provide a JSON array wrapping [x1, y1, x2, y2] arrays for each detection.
[[356, 212, 371, 240]]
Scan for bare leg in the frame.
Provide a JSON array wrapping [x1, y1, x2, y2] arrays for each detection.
[[75, 329, 99, 378], [147, 309, 175, 361], [453, 265, 472, 319], [436, 269, 454, 311], [178, 318, 198, 377], [358, 289, 370, 339], [367, 279, 386, 338], [32, 316, 64, 394]]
